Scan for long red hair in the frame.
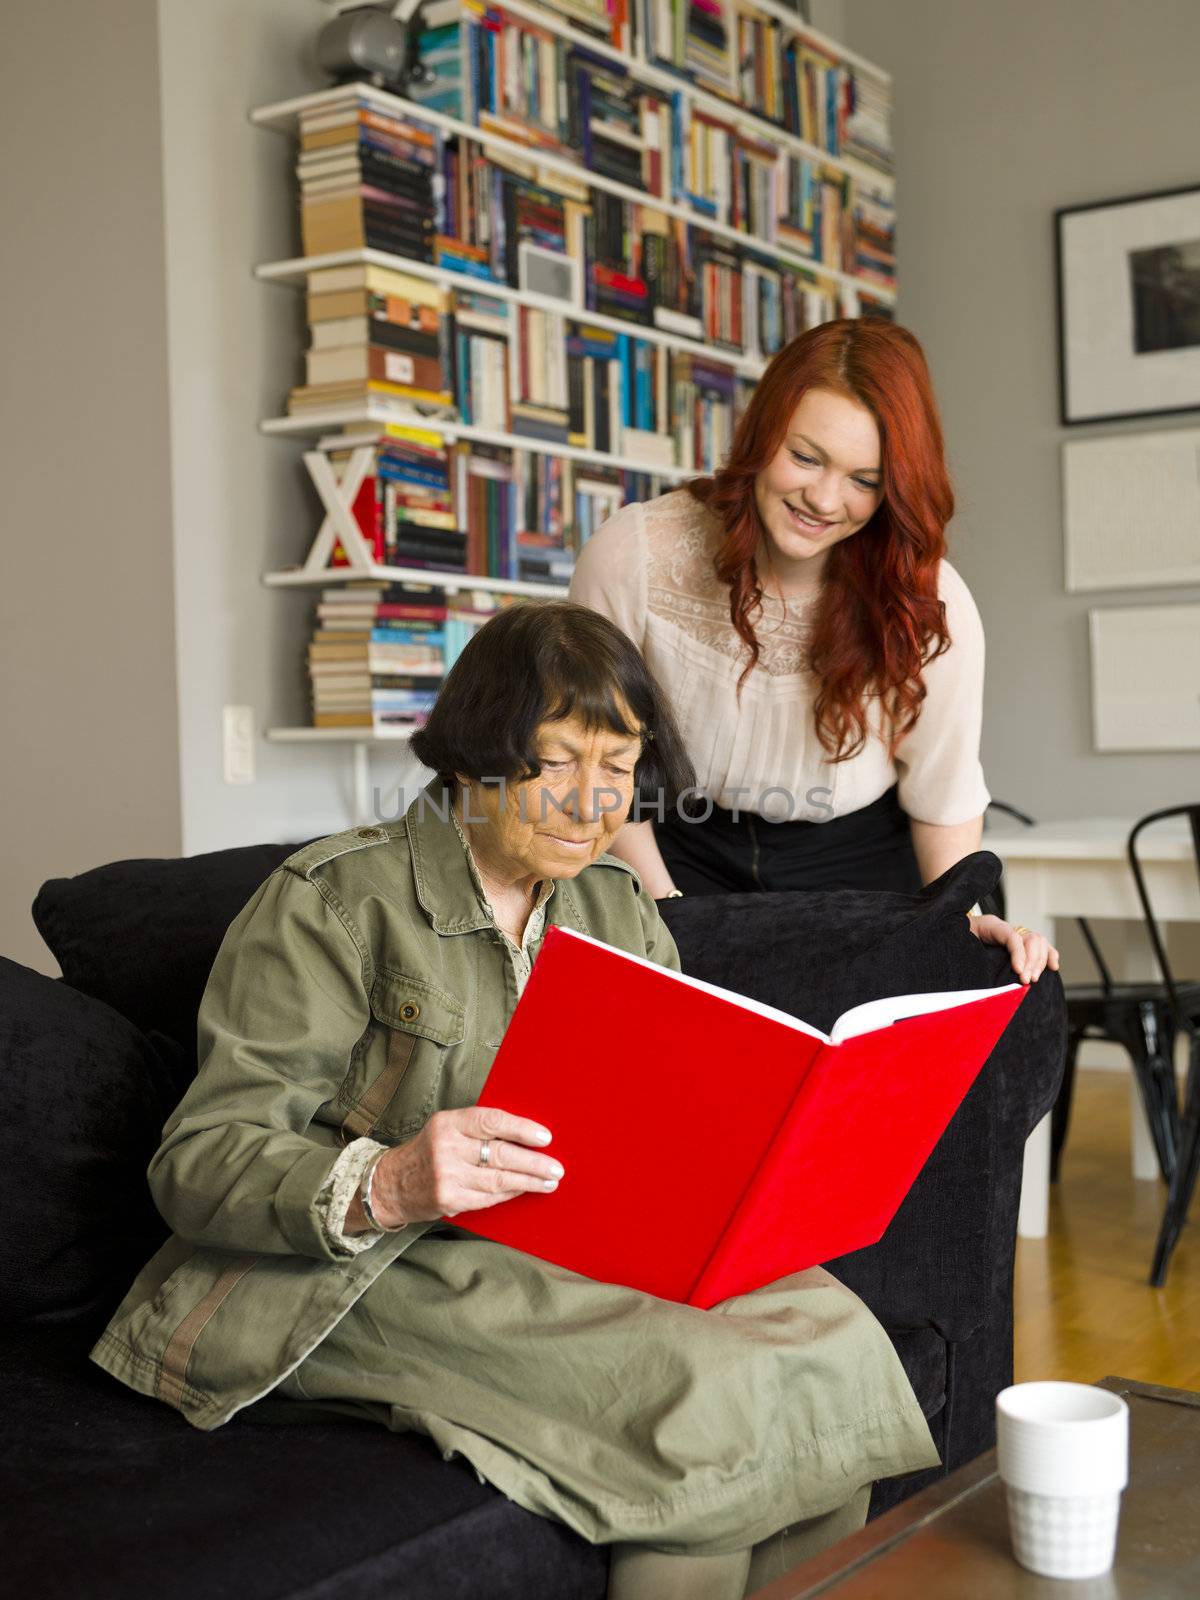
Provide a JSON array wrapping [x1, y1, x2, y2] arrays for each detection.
[[686, 318, 954, 761]]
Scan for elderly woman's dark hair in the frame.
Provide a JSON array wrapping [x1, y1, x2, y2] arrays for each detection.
[[410, 600, 695, 809]]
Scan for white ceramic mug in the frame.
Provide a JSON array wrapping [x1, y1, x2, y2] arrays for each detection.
[[996, 1382, 1129, 1579]]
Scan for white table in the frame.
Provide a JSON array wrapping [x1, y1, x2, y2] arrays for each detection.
[[989, 818, 1200, 1239]]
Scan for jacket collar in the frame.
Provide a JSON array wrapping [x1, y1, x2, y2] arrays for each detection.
[[406, 779, 566, 936]]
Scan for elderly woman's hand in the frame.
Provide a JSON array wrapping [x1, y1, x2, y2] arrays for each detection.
[[967, 914, 1060, 986], [368, 1106, 563, 1228]]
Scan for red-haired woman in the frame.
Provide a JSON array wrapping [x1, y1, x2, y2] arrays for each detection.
[[570, 318, 1057, 984]]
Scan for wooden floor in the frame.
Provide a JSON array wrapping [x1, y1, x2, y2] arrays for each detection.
[[1014, 1069, 1200, 1389]]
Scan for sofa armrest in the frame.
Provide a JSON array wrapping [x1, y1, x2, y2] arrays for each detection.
[[825, 945, 1066, 1341]]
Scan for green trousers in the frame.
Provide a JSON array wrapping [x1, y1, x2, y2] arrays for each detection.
[[275, 1236, 937, 1554], [606, 1486, 871, 1598]]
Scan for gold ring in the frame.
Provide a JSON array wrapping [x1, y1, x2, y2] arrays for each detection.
[[1014, 926, 1031, 937]]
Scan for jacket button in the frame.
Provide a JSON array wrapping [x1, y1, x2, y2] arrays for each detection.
[[400, 1002, 420, 1022], [357, 827, 386, 842]]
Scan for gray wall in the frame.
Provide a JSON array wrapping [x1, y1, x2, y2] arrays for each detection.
[[840, 0, 1200, 821], [0, 1, 181, 973], [156, 0, 387, 855]]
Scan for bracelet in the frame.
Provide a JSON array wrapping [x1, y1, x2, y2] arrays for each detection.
[[360, 1150, 405, 1234]]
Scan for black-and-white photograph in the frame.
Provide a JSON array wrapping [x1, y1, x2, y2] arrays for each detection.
[[1130, 238, 1200, 354]]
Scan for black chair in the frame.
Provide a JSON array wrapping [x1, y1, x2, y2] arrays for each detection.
[[1124, 806, 1200, 1286], [982, 803, 1187, 1191]]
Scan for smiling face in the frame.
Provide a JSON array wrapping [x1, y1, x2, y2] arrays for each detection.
[[458, 708, 642, 887], [752, 386, 885, 592]]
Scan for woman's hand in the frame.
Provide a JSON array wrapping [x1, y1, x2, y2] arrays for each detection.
[[967, 914, 1060, 985], [368, 1106, 563, 1228]]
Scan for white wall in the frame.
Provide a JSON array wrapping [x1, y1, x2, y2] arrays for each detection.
[[157, 0, 421, 854], [1, 0, 181, 973], [840, 0, 1200, 822]]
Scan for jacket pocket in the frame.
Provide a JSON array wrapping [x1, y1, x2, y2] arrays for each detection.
[[340, 969, 466, 1141]]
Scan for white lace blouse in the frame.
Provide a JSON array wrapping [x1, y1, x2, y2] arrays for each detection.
[[568, 488, 990, 827]]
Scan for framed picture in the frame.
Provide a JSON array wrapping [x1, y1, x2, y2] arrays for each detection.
[[1090, 603, 1200, 752], [1055, 184, 1200, 425], [1062, 427, 1200, 591]]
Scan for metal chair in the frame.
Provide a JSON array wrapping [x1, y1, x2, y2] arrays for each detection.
[[1124, 806, 1200, 1286], [981, 803, 1189, 1193]]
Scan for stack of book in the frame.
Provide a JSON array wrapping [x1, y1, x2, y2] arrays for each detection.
[[406, 0, 467, 117], [297, 98, 441, 260], [497, 171, 567, 286], [780, 32, 847, 156], [291, 261, 456, 419], [457, 442, 517, 577], [443, 590, 508, 668], [322, 424, 458, 569], [735, 9, 783, 123], [454, 289, 512, 431], [587, 193, 653, 326], [850, 183, 896, 290], [570, 52, 646, 189], [842, 68, 893, 176], [510, 305, 570, 444], [308, 583, 448, 731], [537, 0, 624, 50], [684, 0, 735, 97]]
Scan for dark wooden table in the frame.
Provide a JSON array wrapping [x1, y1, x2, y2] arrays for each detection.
[[750, 1378, 1200, 1598]]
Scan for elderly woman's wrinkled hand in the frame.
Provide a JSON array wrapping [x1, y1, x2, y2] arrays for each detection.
[[369, 1106, 564, 1228], [967, 914, 1060, 986]]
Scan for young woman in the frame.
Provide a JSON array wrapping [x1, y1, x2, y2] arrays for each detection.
[[570, 318, 1057, 984]]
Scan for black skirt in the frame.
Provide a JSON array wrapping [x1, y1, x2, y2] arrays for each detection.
[[655, 785, 923, 895]]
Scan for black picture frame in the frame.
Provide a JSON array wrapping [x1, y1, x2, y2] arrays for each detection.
[[1055, 183, 1200, 427]]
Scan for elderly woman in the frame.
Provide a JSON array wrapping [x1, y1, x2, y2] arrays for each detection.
[[92, 602, 937, 1600]]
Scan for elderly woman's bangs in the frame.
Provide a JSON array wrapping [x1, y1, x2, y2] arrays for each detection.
[[411, 601, 695, 805]]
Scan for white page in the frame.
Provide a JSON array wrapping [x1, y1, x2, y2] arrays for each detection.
[[556, 928, 1020, 1045], [828, 984, 1023, 1044]]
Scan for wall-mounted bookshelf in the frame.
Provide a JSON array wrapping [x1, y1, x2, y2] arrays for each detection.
[[251, 82, 893, 303], [321, 0, 892, 182], [256, 0, 894, 751]]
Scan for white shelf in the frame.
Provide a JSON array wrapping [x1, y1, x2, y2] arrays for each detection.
[[267, 725, 418, 743], [250, 81, 895, 303], [256, 248, 770, 379], [263, 564, 569, 597], [259, 404, 695, 481]]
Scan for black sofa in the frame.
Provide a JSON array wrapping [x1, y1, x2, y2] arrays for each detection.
[[1, 842, 1063, 1599]]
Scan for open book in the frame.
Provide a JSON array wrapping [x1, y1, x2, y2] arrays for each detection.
[[453, 926, 1026, 1307]]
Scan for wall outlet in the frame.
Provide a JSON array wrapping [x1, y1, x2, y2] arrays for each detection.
[[223, 705, 256, 785]]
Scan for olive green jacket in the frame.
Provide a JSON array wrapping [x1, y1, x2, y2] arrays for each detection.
[[91, 784, 679, 1430]]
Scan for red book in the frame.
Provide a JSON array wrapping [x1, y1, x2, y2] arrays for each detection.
[[453, 927, 1027, 1307], [593, 263, 649, 298], [374, 603, 448, 620]]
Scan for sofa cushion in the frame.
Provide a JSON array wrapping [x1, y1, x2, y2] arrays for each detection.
[[32, 841, 302, 1052], [0, 958, 191, 1325], [2, 1323, 608, 1600], [656, 849, 1004, 1036]]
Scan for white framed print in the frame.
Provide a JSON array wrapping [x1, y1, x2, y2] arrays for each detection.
[[1063, 427, 1200, 591], [1056, 185, 1200, 426], [1089, 603, 1200, 751]]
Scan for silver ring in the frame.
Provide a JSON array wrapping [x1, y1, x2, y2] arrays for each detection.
[[478, 1139, 492, 1168]]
